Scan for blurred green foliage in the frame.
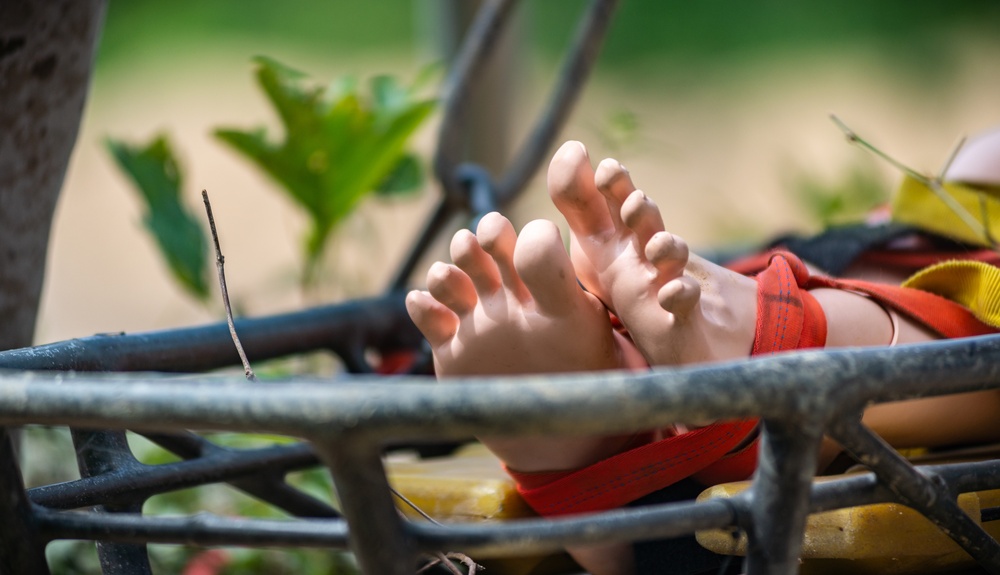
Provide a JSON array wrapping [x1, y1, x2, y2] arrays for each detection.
[[789, 162, 889, 228], [215, 57, 436, 286], [106, 136, 211, 302], [98, 1, 1000, 83], [108, 58, 435, 300]]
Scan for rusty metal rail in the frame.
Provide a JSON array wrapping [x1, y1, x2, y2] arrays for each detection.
[[3, 1, 1000, 574]]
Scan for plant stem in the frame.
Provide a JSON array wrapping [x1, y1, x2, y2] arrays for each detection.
[[830, 115, 993, 247], [202, 190, 257, 382]]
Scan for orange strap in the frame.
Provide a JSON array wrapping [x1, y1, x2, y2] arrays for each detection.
[[507, 253, 824, 516], [807, 275, 997, 339]]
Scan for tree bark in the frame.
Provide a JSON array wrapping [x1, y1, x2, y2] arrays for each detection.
[[0, 0, 107, 351]]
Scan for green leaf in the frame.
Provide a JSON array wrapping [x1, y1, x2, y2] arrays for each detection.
[[214, 57, 437, 283], [375, 153, 423, 197], [106, 135, 210, 301]]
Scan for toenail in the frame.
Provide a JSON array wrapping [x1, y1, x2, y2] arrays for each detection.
[[619, 162, 629, 173]]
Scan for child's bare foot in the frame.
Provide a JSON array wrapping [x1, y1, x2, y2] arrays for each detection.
[[547, 140, 759, 366], [406, 211, 645, 471]]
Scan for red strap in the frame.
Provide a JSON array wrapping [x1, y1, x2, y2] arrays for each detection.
[[692, 253, 827, 485], [507, 420, 758, 516], [806, 276, 996, 339], [508, 253, 824, 516]]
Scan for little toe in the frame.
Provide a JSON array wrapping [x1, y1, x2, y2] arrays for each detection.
[[621, 190, 666, 248], [426, 261, 477, 316], [547, 141, 614, 238], [406, 290, 459, 348], [658, 276, 701, 317], [645, 231, 689, 279], [594, 158, 638, 230], [451, 228, 501, 296], [514, 219, 580, 316], [476, 212, 531, 302]]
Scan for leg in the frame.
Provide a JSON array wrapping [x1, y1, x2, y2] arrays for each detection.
[[548, 140, 759, 366]]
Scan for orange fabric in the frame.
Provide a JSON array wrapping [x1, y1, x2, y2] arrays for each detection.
[[809, 276, 997, 339], [507, 253, 825, 516]]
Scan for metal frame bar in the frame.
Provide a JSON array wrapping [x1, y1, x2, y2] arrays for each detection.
[[3, 339, 1000, 573]]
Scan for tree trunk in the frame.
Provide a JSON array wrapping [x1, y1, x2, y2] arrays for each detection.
[[0, 0, 107, 352]]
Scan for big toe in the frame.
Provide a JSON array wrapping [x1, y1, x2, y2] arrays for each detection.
[[514, 219, 580, 316], [548, 141, 614, 238]]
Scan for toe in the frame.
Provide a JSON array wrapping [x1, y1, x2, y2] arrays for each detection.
[[451, 228, 501, 296], [595, 158, 638, 230], [406, 290, 459, 347], [514, 220, 580, 316], [548, 141, 614, 238], [645, 231, 689, 279], [621, 190, 666, 249], [658, 276, 701, 317], [476, 212, 531, 302], [426, 261, 477, 316]]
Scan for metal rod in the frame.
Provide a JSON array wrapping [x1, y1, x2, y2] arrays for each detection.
[[743, 418, 824, 575], [30, 440, 333, 516], [30, 457, 1000, 556], [0, 293, 420, 373], [34, 507, 351, 548], [433, 0, 518, 203], [830, 419, 1000, 572], [317, 439, 417, 575], [2, 338, 1000, 439], [0, 427, 50, 574], [72, 429, 152, 575], [388, 198, 456, 292], [496, 0, 621, 203]]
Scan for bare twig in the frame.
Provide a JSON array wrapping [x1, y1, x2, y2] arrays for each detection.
[[202, 190, 257, 382], [445, 552, 484, 574], [416, 552, 482, 575], [391, 486, 443, 525], [938, 135, 967, 180], [830, 115, 995, 248], [830, 114, 925, 181]]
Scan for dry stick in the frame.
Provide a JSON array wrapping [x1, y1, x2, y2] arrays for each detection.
[[391, 488, 443, 526], [416, 553, 476, 575], [444, 552, 483, 574], [202, 190, 257, 382], [201, 195, 478, 568], [829, 114, 995, 248]]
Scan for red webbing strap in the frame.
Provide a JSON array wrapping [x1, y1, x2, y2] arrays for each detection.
[[806, 275, 996, 339], [692, 253, 827, 485], [507, 252, 825, 516], [507, 419, 759, 516]]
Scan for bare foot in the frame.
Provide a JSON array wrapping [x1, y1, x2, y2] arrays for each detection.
[[406, 211, 645, 471], [547, 140, 758, 366]]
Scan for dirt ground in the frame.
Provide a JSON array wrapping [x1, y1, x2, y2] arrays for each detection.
[[36, 38, 1000, 345]]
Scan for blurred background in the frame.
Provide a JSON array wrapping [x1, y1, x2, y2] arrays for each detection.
[[38, 0, 1000, 345]]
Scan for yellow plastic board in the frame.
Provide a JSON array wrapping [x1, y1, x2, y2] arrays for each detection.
[[386, 443, 533, 522], [697, 479, 1000, 574], [385, 444, 576, 575]]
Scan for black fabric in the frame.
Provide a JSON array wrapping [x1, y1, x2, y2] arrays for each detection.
[[629, 479, 742, 575], [767, 222, 915, 276]]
